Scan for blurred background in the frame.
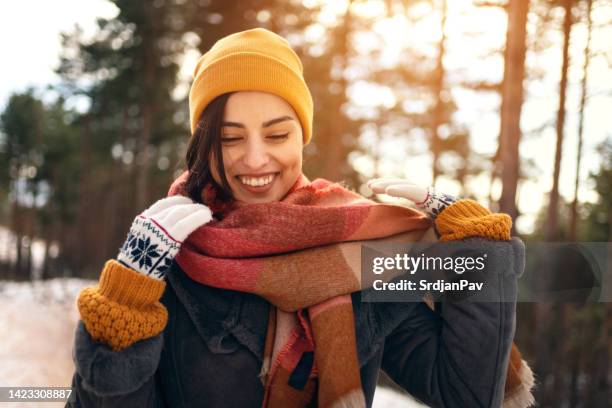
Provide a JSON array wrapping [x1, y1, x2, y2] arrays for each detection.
[[0, 0, 610, 406]]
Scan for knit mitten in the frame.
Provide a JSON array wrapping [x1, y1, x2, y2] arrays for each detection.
[[77, 260, 168, 351], [77, 195, 213, 351], [434, 198, 512, 242], [367, 177, 511, 241], [117, 195, 213, 280], [367, 178, 456, 219], [412, 186, 457, 220]]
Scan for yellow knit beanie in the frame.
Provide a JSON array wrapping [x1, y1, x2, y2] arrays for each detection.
[[189, 28, 314, 145]]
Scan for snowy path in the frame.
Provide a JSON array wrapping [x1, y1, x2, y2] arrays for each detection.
[[0, 278, 91, 407]]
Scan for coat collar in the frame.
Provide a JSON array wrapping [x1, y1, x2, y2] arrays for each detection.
[[166, 262, 269, 361]]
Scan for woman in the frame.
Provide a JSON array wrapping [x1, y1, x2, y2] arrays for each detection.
[[67, 28, 534, 408]]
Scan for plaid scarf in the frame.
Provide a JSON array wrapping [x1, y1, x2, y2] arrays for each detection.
[[167, 171, 432, 407]]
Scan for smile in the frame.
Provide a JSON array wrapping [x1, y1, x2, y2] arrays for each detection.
[[237, 173, 277, 188]]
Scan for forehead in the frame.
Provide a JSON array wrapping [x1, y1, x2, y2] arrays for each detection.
[[224, 91, 297, 122]]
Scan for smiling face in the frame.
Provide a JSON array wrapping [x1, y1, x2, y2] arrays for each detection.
[[210, 91, 304, 204]]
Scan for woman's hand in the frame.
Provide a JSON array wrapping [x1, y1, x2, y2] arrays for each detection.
[[76, 195, 211, 352], [367, 178, 457, 220], [117, 196, 213, 280]]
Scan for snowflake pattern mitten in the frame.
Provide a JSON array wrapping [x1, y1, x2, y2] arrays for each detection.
[[415, 186, 458, 220], [117, 216, 180, 280], [117, 196, 213, 280]]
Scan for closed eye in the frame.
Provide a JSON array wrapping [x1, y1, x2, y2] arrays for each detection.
[[221, 136, 242, 143], [267, 133, 289, 140]]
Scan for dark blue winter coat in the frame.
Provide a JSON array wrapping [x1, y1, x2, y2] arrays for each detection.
[[66, 236, 525, 408]]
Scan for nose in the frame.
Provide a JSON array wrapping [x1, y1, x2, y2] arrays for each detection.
[[242, 138, 270, 170]]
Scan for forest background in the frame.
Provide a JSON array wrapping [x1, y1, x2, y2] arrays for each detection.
[[0, 0, 610, 406]]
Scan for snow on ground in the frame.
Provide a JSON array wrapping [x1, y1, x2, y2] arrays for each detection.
[[0, 278, 94, 407], [0, 277, 427, 407]]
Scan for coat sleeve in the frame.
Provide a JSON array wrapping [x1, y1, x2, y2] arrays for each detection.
[[66, 259, 169, 407], [66, 321, 165, 407], [380, 200, 525, 408]]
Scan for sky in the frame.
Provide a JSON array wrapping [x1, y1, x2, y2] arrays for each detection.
[[0, 0, 119, 106], [0, 0, 610, 235]]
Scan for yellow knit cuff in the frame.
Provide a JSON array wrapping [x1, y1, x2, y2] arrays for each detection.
[[98, 259, 166, 307], [435, 199, 512, 242], [77, 259, 168, 351]]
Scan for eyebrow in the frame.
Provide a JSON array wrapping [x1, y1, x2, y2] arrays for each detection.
[[221, 115, 295, 129]]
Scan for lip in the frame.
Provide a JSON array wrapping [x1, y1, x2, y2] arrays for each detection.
[[236, 172, 279, 194]]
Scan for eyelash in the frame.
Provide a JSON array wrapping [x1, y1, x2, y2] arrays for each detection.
[[268, 133, 289, 139], [221, 133, 289, 142]]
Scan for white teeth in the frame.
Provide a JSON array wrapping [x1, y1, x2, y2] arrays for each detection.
[[238, 174, 275, 187]]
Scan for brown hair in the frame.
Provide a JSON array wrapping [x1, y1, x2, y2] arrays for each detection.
[[184, 92, 235, 204]]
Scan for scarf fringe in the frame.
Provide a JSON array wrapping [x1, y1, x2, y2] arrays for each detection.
[[503, 359, 536, 408], [330, 389, 367, 408], [258, 356, 271, 385]]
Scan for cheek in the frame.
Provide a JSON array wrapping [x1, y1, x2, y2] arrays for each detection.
[[278, 146, 302, 174], [279, 137, 302, 171], [218, 149, 239, 177]]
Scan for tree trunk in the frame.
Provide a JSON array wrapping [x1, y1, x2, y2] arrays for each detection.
[[568, 341, 581, 408], [551, 303, 575, 406], [103, 106, 129, 264], [135, 2, 158, 211], [75, 115, 93, 276], [537, 4, 575, 402], [570, 0, 592, 241], [24, 213, 33, 281], [320, 0, 353, 183], [430, 0, 448, 187], [10, 197, 23, 280], [498, 0, 529, 233], [546, 0, 573, 241], [40, 236, 50, 280]]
